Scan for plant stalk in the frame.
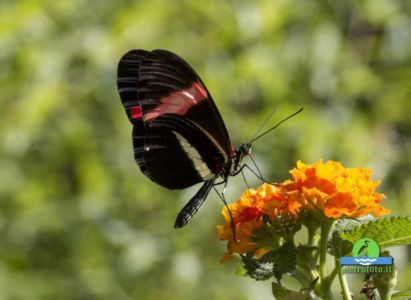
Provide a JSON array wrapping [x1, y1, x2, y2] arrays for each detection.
[[319, 220, 333, 298], [338, 268, 352, 300]]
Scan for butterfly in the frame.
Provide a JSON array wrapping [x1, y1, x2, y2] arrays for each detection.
[[117, 49, 301, 228]]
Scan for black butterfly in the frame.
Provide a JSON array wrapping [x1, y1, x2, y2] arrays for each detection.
[[117, 49, 301, 228]]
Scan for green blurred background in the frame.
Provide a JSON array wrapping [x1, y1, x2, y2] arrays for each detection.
[[1, 0, 411, 299]]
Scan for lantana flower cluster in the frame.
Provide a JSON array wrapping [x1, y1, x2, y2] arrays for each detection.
[[218, 160, 390, 261]]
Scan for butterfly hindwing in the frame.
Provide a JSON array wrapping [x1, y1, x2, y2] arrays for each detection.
[[133, 114, 223, 189]]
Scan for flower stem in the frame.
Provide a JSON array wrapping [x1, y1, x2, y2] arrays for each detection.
[[319, 220, 333, 298], [338, 267, 352, 300], [307, 224, 316, 246], [328, 264, 339, 286]]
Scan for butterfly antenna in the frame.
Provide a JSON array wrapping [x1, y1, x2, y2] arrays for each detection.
[[248, 108, 303, 144], [249, 107, 279, 142]]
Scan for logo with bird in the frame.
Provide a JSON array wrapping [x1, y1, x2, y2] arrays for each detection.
[[352, 238, 380, 265]]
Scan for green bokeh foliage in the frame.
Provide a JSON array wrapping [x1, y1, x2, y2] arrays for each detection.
[[1, 0, 410, 299]]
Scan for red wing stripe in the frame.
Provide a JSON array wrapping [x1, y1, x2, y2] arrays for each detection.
[[128, 105, 142, 119], [144, 82, 208, 120]]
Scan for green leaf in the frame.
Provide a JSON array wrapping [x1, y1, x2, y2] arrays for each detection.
[[328, 217, 373, 256], [242, 242, 297, 281], [392, 291, 411, 299], [241, 254, 276, 281], [252, 214, 301, 249], [272, 282, 307, 300], [235, 264, 248, 277], [329, 229, 354, 257], [340, 216, 411, 249], [294, 245, 319, 289], [296, 245, 317, 272], [252, 216, 282, 250], [263, 242, 297, 281]]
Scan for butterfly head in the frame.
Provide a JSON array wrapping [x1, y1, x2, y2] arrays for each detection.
[[236, 143, 252, 158], [230, 143, 252, 175]]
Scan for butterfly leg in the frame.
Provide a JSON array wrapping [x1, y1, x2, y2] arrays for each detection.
[[213, 182, 237, 242], [235, 163, 270, 184], [240, 168, 250, 189], [248, 154, 265, 184], [213, 180, 226, 186], [222, 179, 228, 199]]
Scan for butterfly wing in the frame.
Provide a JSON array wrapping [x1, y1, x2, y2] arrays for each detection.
[[136, 50, 233, 158], [136, 114, 224, 189], [117, 49, 233, 189]]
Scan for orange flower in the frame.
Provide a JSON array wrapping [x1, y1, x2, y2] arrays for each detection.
[[288, 160, 389, 218], [218, 183, 298, 262], [218, 160, 390, 261]]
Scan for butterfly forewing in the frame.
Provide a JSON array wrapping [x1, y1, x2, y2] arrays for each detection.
[[117, 49, 148, 115], [137, 50, 233, 158], [117, 49, 233, 190]]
